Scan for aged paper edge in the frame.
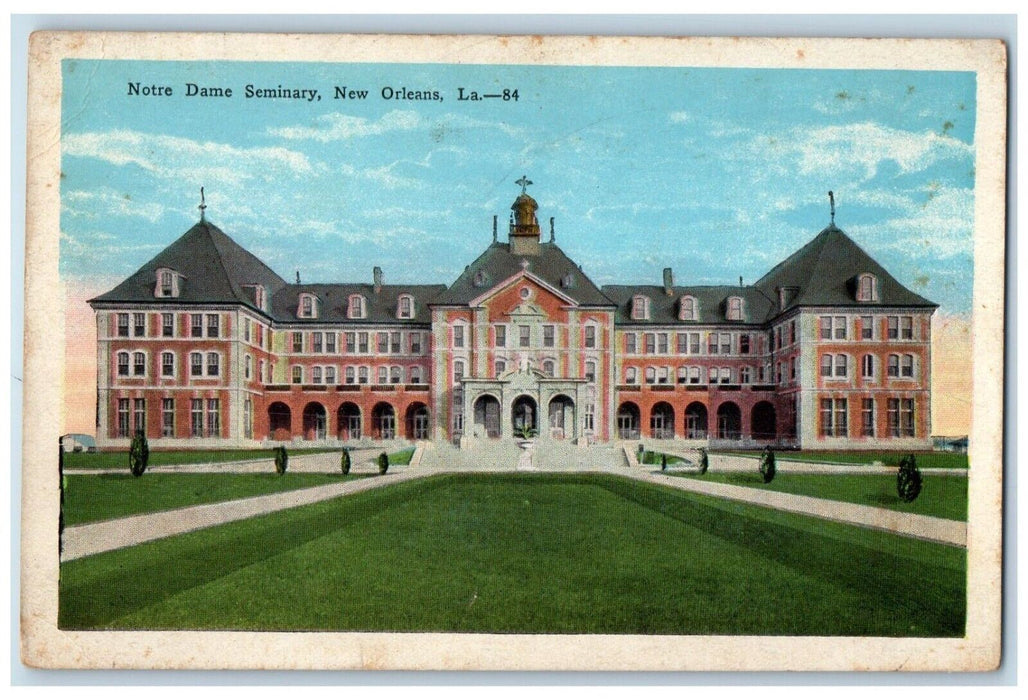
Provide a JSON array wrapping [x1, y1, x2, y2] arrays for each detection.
[[21, 31, 1008, 672]]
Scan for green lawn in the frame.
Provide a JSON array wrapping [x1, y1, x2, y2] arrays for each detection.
[[63, 473, 364, 525], [62, 448, 340, 470], [639, 450, 685, 466], [387, 448, 415, 465], [60, 473, 965, 636], [675, 472, 967, 521], [715, 450, 969, 470]]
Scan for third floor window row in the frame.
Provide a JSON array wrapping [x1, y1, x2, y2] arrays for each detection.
[[820, 314, 918, 341]]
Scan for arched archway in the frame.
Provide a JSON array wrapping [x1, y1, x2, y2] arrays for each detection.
[[372, 402, 396, 440], [512, 395, 538, 435], [650, 402, 675, 439], [268, 402, 292, 441], [685, 402, 708, 439], [751, 401, 777, 441], [616, 402, 641, 440], [473, 394, 501, 438], [302, 402, 327, 441], [337, 402, 361, 441], [548, 394, 576, 439], [716, 402, 742, 440], [406, 402, 430, 440]]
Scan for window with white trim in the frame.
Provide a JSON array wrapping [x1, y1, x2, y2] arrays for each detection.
[[190, 352, 203, 377], [726, 296, 744, 321], [860, 315, 874, 340], [133, 351, 146, 377], [887, 354, 900, 378], [377, 366, 388, 384], [861, 354, 874, 379], [390, 366, 402, 384], [206, 314, 219, 338], [585, 361, 596, 383], [625, 333, 637, 354], [495, 325, 507, 348], [292, 366, 303, 384], [901, 354, 915, 378], [117, 351, 130, 377], [410, 366, 423, 384], [190, 399, 203, 437], [312, 366, 323, 384], [206, 352, 219, 377], [326, 333, 336, 354], [625, 367, 638, 384], [397, 294, 415, 319], [117, 398, 130, 437], [584, 325, 597, 349], [161, 398, 175, 437], [348, 294, 367, 319], [162, 352, 175, 378], [358, 366, 369, 384], [312, 332, 323, 353], [117, 313, 129, 337], [856, 273, 879, 302], [133, 313, 146, 337], [206, 399, 220, 437], [679, 295, 697, 321], [631, 295, 650, 320]]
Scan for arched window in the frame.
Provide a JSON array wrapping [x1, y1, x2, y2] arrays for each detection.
[[645, 367, 656, 384], [453, 360, 465, 382], [861, 354, 875, 378], [726, 296, 745, 321], [679, 295, 698, 321], [585, 361, 597, 383], [154, 267, 182, 298], [292, 366, 303, 384], [887, 354, 900, 378], [901, 354, 915, 378], [631, 295, 650, 321], [821, 354, 833, 378], [542, 359, 555, 377], [390, 366, 403, 384], [162, 351, 176, 378], [133, 351, 147, 376], [117, 351, 130, 376], [397, 294, 415, 319], [410, 366, 423, 384], [625, 367, 638, 384], [298, 293, 317, 319], [377, 366, 389, 384], [834, 354, 848, 378], [857, 273, 879, 302], [347, 294, 367, 319]]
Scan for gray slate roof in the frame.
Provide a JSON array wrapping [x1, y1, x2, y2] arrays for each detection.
[[602, 285, 775, 326], [89, 221, 288, 312], [432, 241, 614, 307], [754, 225, 937, 311], [270, 283, 446, 324]]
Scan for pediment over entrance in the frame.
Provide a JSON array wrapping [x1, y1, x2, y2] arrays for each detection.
[[469, 269, 580, 310]]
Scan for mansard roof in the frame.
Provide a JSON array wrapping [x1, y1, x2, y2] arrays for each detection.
[[432, 241, 614, 307], [754, 225, 937, 311], [270, 283, 446, 324], [89, 220, 288, 311], [602, 284, 775, 325]]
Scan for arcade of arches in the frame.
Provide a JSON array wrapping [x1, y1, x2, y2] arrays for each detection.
[[264, 398, 431, 442], [616, 399, 789, 443]]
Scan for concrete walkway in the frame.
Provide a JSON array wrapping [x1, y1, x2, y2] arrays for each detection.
[[62, 462, 966, 563], [623, 468, 966, 547], [63, 449, 392, 475]]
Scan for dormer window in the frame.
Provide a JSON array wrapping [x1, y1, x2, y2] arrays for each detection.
[[631, 295, 650, 321], [397, 294, 415, 319], [297, 293, 319, 319], [726, 296, 745, 321], [561, 273, 575, 289], [244, 284, 267, 311], [856, 273, 879, 302], [679, 295, 698, 321], [154, 268, 182, 298], [348, 294, 367, 320], [473, 271, 488, 288]]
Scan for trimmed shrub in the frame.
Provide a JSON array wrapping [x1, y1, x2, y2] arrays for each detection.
[[661, 453, 668, 471], [341, 448, 351, 475], [897, 453, 923, 502], [274, 446, 288, 475], [129, 429, 149, 477], [697, 447, 709, 475], [759, 446, 776, 484], [378, 451, 389, 475]]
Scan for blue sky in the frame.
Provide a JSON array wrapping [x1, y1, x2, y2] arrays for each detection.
[[60, 59, 977, 314]]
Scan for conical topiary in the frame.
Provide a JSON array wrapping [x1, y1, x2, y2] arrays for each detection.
[[274, 445, 288, 475], [378, 451, 389, 475], [129, 429, 149, 477], [697, 447, 709, 475], [897, 454, 922, 502], [759, 446, 776, 484], [341, 448, 351, 475]]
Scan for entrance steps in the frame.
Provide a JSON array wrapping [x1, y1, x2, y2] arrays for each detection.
[[416, 439, 630, 471]]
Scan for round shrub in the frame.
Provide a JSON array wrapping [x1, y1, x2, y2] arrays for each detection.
[[759, 446, 776, 484], [697, 448, 709, 475], [129, 429, 149, 477], [897, 453, 922, 502], [341, 448, 351, 475], [274, 445, 288, 475], [378, 451, 389, 475]]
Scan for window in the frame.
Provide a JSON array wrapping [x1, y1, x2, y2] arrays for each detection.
[[116, 398, 129, 437], [132, 313, 146, 337], [390, 332, 401, 354], [726, 296, 744, 321], [160, 313, 173, 337], [326, 333, 336, 354], [259, 360, 265, 383], [585, 326, 596, 349], [657, 367, 670, 384], [689, 333, 700, 354], [679, 295, 697, 321], [689, 367, 701, 384], [887, 354, 900, 378], [161, 352, 175, 378], [410, 333, 422, 354], [901, 354, 915, 378], [453, 325, 465, 348], [292, 366, 303, 384], [160, 270, 174, 297], [542, 325, 555, 348], [543, 360, 555, 377], [709, 367, 719, 384], [410, 366, 423, 384], [862, 354, 874, 379], [677, 366, 689, 384], [358, 366, 369, 384], [741, 366, 752, 384], [625, 367, 638, 384], [133, 351, 146, 376], [117, 352, 129, 376], [397, 295, 414, 319], [348, 294, 367, 319], [585, 361, 597, 383], [345, 366, 356, 384], [820, 398, 848, 437], [676, 333, 688, 354], [740, 334, 750, 355], [453, 360, 465, 382], [719, 367, 732, 384], [293, 332, 303, 353], [206, 314, 219, 338], [243, 318, 251, 343], [834, 354, 847, 378], [312, 366, 323, 384], [861, 398, 875, 437], [790, 321, 797, 345], [645, 333, 656, 354], [345, 332, 356, 353], [821, 354, 833, 378], [631, 295, 650, 320], [302, 296, 313, 318], [495, 360, 506, 376], [495, 325, 507, 348], [900, 316, 914, 340], [206, 399, 220, 437], [645, 367, 656, 384], [325, 366, 337, 384], [720, 333, 731, 355], [161, 398, 175, 437], [312, 332, 323, 353], [206, 353, 219, 376], [117, 313, 129, 337], [819, 316, 832, 340], [657, 333, 668, 354], [791, 358, 797, 380], [133, 398, 146, 433], [888, 398, 916, 437], [190, 399, 203, 437], [519, 325, 530, 348], [390, 366, 402, 384], [887, 316, 899, 340], [190, 352, 203, 377], [861, 316, 874, 340], [707, 334, 718, 355], [584, 401, 595, 433], [857, 274, 878, 302], [377, 332, 389, 354], [625, 333, 637, 354], [358, 333, 369, 354], [244, 399, 252, 439]]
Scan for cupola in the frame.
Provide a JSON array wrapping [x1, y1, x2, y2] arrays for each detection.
[[509, 175, 541, 256]]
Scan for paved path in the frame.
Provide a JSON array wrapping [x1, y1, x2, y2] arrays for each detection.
[[64, 449, 392, 475], [62, 463, 965, 563]]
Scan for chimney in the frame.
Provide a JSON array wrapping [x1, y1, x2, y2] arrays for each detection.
[[373, 266, 383, 294], [739, 275, 744, 287], [492, 215, 498, 243], [549, 217, 555, 243], [295, 270, 300, 284], [663, 267, 674, 296]]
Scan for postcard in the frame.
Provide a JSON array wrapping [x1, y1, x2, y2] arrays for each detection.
[[22, 32, 1006, 671]]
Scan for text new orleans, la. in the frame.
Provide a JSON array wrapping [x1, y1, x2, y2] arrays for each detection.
[[127, 82, 520, 104]]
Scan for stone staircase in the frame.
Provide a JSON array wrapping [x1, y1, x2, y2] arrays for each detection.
[[416, 439, 630, 472], [417, 439, 524, 471]]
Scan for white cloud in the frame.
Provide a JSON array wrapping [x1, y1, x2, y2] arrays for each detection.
[[269, 110, 422, 141], [62, 188, 166, 222], [848, 185, 974, 259], [669, 111, 691, 123]]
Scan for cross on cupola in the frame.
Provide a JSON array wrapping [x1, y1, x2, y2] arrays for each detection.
[[516, 175, 533, 194]]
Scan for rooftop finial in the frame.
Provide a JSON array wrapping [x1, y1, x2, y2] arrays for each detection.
[[829, 190, 836, 226], [516, 175, 533, 194], [295, 270, 300, 284], [198, 187, 207, 221]]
